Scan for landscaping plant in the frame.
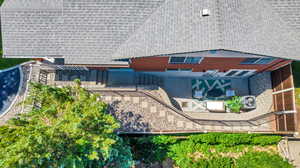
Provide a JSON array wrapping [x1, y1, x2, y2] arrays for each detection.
[[226, 96, 243, 113], [0, 81, 134, 168]]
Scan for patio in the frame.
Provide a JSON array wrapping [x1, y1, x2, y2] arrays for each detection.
[[43, 66, 274, 121], [159, 72, 273, 120], [31, 65, 276, 133]]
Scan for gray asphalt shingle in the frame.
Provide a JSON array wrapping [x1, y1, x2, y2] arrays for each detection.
[[1, 0, 300, 64]]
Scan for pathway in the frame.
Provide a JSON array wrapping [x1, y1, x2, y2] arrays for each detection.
[[98, 90, 274, 133]]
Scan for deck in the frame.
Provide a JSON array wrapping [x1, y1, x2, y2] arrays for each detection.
[[9, 63, 296, 134]]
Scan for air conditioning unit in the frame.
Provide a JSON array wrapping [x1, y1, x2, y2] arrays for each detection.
[[202, 9, 210, 16]]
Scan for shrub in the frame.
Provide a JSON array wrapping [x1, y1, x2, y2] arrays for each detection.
[[189, 133, 219, 144], [127, 135, 177, 163], [236, 152, 293, 168], [251, 136, 282, 146], [225, 96, 243, 113], [208, 157, 235, 168], [189, 133, 269, 146], [151, 135, 177, 145], [217, 133, 253, 146]]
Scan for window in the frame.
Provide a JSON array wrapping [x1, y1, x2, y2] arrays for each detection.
[[255, 58, 276, 64], [236, 70, 251, 76], [169, 57, 186, 63], [241, 58, 260, 64], [224, 69, 256, 77], [241, 57, 276, 65], [169, 57, 203, 64], [185, 57, 202, 64], [225, 70, 239, 77]]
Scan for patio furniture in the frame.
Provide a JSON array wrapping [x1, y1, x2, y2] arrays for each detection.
[[207, 88, 224, 99], [206, 101, 226, 112], [226, 89, 236, 97], [241, 96, 256, 110], [193, 90, 204, 99]]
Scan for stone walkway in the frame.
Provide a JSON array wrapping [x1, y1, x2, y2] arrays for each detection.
[[98, 90, 274, 133]]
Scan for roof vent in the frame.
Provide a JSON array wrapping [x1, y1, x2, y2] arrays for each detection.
[[202, 9, 210, 16]]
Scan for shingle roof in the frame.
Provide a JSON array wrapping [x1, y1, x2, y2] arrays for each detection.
[[1, 0, 300, 64], [112, 0, 300, 60]]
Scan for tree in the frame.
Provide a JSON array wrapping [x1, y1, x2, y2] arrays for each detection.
[[0, 81, 133, 168]]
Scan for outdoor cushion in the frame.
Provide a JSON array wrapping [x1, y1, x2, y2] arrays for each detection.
[[226, 89, 236, 97], [194, 90, 203, 99], [206, 101, 226, 112]]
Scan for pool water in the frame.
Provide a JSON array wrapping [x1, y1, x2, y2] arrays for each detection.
[[0, 68, 21, 115]]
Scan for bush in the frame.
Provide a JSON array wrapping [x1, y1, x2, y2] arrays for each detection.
[[251, 136, 281, 146], [208, 157, 235, 168], [151, 135, 177, 145], [189, 133, 219, 144], [130, 133, 285, 168], [217, 133, 254, 146], [189, 133, 273, 146], [127, 135, 177, 163], [225, 96, 243, 113], [236, 152, 293, 168]]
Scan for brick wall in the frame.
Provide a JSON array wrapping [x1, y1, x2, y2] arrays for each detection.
[[130, 56, 291, 72]]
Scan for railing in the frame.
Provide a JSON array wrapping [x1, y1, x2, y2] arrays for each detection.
[[139, 89, 278, 127]]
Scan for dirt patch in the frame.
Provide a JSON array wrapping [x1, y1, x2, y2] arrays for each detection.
[[253, 145, 278, 154]]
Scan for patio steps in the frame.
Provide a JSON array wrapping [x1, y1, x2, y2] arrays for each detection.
[[52, 69, 108, 88], [136, 73, 164, 87]]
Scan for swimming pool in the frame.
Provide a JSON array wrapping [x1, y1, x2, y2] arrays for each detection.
[[0, 67, 21, 115]]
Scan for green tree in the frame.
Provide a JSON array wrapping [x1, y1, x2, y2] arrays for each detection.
[[0, 82, 133, 168]]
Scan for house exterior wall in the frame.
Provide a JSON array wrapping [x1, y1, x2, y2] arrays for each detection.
[[129, 56, 292, 72]]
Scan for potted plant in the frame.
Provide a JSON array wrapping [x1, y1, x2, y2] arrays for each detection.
[[225, 96, 243, 113]]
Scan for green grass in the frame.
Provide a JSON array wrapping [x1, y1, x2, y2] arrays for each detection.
[[0, 57, 30, 70], [0, 47, 30, 70], [292, 62, 300, 106]]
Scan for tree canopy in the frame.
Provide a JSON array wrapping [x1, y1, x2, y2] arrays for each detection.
[[0, 81, 133, 168]]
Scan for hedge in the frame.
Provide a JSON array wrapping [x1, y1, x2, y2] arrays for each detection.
[[189, 133, 281, 146]]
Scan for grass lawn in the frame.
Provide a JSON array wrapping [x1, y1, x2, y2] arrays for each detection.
[[0, 56, 30, 70], [292, 62, 300, 106]]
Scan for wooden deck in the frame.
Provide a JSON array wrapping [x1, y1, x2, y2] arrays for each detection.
[[271, 64, 297, 132]]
